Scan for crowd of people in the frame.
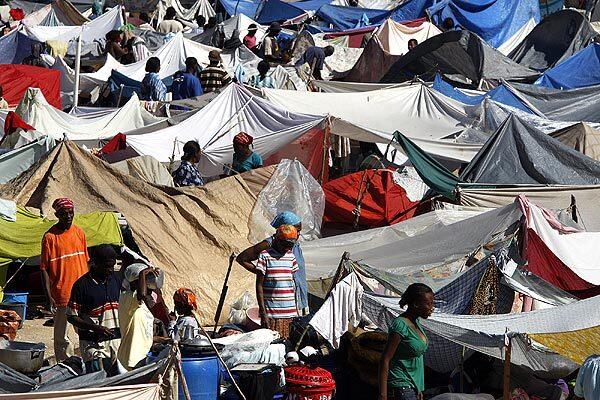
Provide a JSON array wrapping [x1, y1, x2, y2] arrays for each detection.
[[40, 195, 309, 374]]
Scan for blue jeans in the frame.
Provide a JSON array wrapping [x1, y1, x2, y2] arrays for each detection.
[[389, 387, 418, 400]]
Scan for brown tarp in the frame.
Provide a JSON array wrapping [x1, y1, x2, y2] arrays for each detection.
[[239, 165, 277, 198], [550, 122, 600, 162], [54, 0, 89, 25], [340, 36, 401, 83], [0, 141, 263, 322]]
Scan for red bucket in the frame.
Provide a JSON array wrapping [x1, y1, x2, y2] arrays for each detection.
[[285, 365, 336, 400]]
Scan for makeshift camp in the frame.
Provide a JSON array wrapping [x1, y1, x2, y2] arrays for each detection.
[[508, 10, 597, 71], [0, 141, 261, 322], [19, 0, 88, 27], [427, 0, 540, 53], [380, 30, 540, 89], [156, 0, 215, 24], [0, 136, 56, 184], [0, 30, 44, 65], [535, 44, 600, 89], [340, 19, 441, 83], [549, 123, 600, 161], [0, 65, 61, 109]]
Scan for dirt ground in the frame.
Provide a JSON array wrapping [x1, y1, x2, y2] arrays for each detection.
[[16, 318, 58, 364]]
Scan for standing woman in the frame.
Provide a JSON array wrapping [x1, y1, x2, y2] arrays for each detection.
[[379, 283, 434, 400]]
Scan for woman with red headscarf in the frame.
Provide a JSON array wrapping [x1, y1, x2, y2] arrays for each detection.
[[226, 132, 263, 175], [168, 288, 199, 340]]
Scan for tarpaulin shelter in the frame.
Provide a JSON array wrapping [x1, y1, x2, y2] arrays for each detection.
[[0, 65, 61, 109], [125, 84, 328, 178], [0, 30, 44, 64], [315, 0, 431, 31], [20, 0, 88, 27], [263, 83, 483, 162], [539, 0, 564, 17], [3, 384, 161, 399], [549, 123, 600, 161], [535, 44, 600, 89], [380, 30, 539, 89], [156, 0, 215, 24], [460, 115, 600, 185], [254, 0, 306, 24], [0, 140, 262, 322], [340, 19, 441, 82], [191, 14, 267, 46], [5, 88, 163, 149], [322, 169, 426, 230], [0, 136, 56, 184], [508, 10, 597, 72], [427, 0, 540, 54], [0, 205, 123, 267]]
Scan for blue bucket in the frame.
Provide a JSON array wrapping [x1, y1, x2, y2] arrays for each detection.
[[3, 292, 28, 304], [179, 354, 220, 400]]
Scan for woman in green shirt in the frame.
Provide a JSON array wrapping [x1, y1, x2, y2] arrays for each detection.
[[379, 283, 434, 400]]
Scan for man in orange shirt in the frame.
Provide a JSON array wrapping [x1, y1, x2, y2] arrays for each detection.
[[41, 198, 89, 362]]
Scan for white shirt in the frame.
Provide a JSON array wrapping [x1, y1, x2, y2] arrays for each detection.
[[575, 355, 600, 400], [158, 19, 184, 34]]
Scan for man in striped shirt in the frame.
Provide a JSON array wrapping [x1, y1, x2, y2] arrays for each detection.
[[41, 198, 89, 361], [200, 50, 232, 93], [241, 224, 299, 339]]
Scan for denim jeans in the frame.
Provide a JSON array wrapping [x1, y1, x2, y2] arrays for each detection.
[[389, 387, 418, 400]]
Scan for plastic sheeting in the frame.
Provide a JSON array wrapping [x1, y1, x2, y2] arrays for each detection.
[[380, 30, 540, 89], [427, 0, 540, 50], [125, 84, 327, 178], [508, 10, 597, 72], [460, 115, 600, 185], [3, 384, 161, 399], [20, 0, 88, 27], [0, 30, 44, 65], [8, 88, 163, 149], [262, 83, 482, 163], [248, 159, 325, 243], [341, 19, 441, 82], [0, 64, 61, 109], [550, 123, 600, 161], [191, 14, 267, 46], [0, 136, 56, 184], [156, 0, 215, 24], [254, 0, 305, 24], [111, 155, 174, 186], [535, 44, 600, 89]]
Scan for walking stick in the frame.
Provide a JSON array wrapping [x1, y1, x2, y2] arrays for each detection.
[[212, 252, 236, 336]]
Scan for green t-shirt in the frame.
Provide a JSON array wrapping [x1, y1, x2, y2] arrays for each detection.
[[387, 316, 428, 391]]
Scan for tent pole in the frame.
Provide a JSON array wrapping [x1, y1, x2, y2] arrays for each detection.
[[570, 195, 578, 223], [73, 27, 83, 108], [503, 334, 512, 400], [319, 120, 330, 184]]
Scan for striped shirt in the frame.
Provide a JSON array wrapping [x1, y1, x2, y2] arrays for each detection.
[[257, 248, 298, 319], [200, 66, 232, 93]]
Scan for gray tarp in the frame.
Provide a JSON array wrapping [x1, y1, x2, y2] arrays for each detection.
[[504, 82, 600, 123], [380, 30, 539, 89], [508, 10, 597, 72], [460, 114, 600, 185], [0, 136, 56, 185]]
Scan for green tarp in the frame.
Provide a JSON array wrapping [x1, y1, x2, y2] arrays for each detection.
[[393, 131, 463, 200], [0, 207, 124, 266]]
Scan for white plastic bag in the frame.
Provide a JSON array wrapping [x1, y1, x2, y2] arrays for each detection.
[[227, 291, 255, 325]]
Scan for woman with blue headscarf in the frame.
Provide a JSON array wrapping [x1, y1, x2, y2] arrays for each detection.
[[236, 211, 309, 316]]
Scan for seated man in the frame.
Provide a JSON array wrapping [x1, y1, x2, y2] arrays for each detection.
[[67, 245, 121, 374], [295, 45, 334, 80]]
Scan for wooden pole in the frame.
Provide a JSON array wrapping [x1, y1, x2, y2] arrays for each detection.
[[73, 28, 83, 108], [503, 334, 513, 400]]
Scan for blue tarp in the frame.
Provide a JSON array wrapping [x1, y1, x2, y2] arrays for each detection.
[[316, 0, 431, 31], [535, 44, 600, 89], [255, 0, 305, 23], [427, 0, 540, 48], [107, 70, 172, 102], [294, 0, 334, 12], [432, 75, 532, 113], [0, 31, 44, 64], [219, 0, 260, 18]]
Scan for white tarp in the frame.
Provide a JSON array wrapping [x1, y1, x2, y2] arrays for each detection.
[[496, 17, 537, 55], [376, 19, 441, 55], [9, 88, 164, 148], [0, 136, 56, 184], [2, 384, 160, 400], [157, 0, 215, 23], [126, 84, 326, 177], [23, 6, 123, 43], [85, 33, 260, 82], [262, 84, 481, 162]]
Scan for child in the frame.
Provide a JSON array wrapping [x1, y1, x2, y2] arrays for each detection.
[[168, 288, 199, 340]]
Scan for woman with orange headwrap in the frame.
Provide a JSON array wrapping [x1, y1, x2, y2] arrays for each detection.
[[168, 288, 200, 340], [226, 132, 263, 175]]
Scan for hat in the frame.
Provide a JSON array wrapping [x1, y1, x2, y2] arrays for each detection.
[[122, 263, 148, 291], [173, 288, 198, 310], [269, 22, 281, 32], [271, 211, 301, 228], [208, 50, 221, 61], [275, 224, 298, 242], [233, 132, 253, 145], [52, 198, 74, 212]]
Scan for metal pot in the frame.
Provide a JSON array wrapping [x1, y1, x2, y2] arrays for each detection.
[[0, 341, 46, 374]]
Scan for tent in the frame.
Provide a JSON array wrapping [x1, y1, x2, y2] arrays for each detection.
[[191, 14, 267, 46], [322, 169, 427, 230], [0, 64, 61, 109], [254, 0, 306, 24], [460, 115, 600, 185], [427, 0, 540, 54], [0, 141, 262, 322], [156, 0, 215, 24], [380, 30, 539, 89], [262, 83, 483, 162], [0, 30, 44, 64], [5, 88, 163, 149], [508, 10, 597, 72], [124, 84, 328, 178], [340, 19, 441, 82], [535, 44, 600, 89], [20, 0, 88, 27], [549, 123, 600, 161], [0, 136, 56, 184]]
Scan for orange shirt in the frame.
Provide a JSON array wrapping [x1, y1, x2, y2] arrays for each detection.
[[41, 224, 89, 307]]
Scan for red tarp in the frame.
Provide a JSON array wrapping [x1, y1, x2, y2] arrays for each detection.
[[0, 64, 61, 109], [524, 228, 600, 299], [322, 169, 422, 229], [100, 133, 127, 154], [3, 111, 34, 136]]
